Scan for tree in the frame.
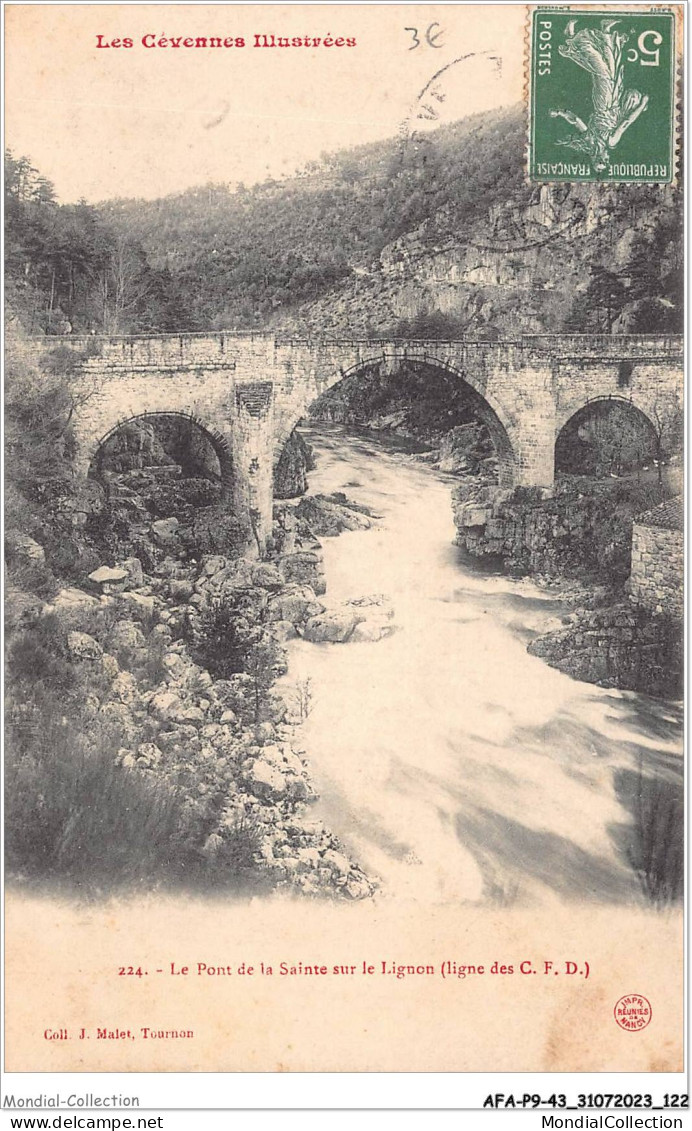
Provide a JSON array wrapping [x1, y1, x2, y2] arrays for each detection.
[[97, 233, 154, 333], [649, 392, 684, 485], [584, 265, 627, 332], [190, 600, 249, 680], [244, 632, 281, 724], [5, 338, 93, 508]]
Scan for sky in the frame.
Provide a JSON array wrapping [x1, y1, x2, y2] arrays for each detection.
[[5, 3, 526, 203]]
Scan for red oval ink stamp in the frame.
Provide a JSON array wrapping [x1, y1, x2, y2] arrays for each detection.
[[614, 994, 652, 1032]]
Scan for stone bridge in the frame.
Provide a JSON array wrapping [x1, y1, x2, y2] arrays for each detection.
[[22, 331, 683, 546]]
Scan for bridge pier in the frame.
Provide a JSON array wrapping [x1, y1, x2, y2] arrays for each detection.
[[510, 391, 557, 492], [232, 382, 276, 554]]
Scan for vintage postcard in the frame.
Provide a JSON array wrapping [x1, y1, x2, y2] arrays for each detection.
[[2, 0, 686, 1109]]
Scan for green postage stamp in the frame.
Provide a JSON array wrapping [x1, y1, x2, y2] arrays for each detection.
[[529, 7, 678, 182]]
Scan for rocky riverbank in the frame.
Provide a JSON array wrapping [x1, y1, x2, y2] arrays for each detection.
[[273, 429, 316, 499], [452, 478, 648, 583], [528, 601, 683, 699], [6, 490, 388, 901], [451, 476, 683, 698]]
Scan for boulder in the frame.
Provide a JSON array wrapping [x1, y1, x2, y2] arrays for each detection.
[[294, 495, 372, 535], [151, 517, 180, 546], [67, 631, 103, 661], [136, 742, 163, 767], [202, 555, 227, 576], [178, 706, 206, 724], [277, 551, 326, 595], [303, 610, 357, 643], [108, 671, 139, 705], [162, 652, 188, 679], [266, 585, 324, 625], [5, 584, 43, 630], [296, 847, 321, 871], [273, 430, 314, 499], [100, 652, 120, 680], [270, 619, 298, 642], [5, 531, 45, 565], [322, 849, 351, 876], [209, 558, 255, 590], [55, 479, 105, 524], [438, 423, 485, 474], [262, 744, 305, 777], [98, 701, 139, 744], [149, 689, 185, 722], [109, 619, 146, 652], [246, 759, 287, 799], [203, 832, 224, 857], [88, 565, 129, 586], [250, 563, 284, 590], [156, 557, 179, 578], [169, 579, 194, 602], [119, 591, 155, 619], [346, 594, 393, 617], [255, 721, 277, 745], [156, 725, 198, 751], [350, 619, 391, 642], [119, 557, 144, 587], [345, 875, 375, 900], [265, 690, 289, 723], [48, 587, 98, 614]]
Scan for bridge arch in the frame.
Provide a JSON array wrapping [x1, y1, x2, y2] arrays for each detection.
[[87, 410, 235, 499], [555, 396, 660, 477], [277, 353, 519, 488]]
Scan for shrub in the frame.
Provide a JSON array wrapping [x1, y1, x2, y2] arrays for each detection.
[[191, 598, 281, 722], [5, 341, 79, 510], [510, 485, 545, 506], [85, 506, 134, 560], [191, 816, 269, 893], [5, 642, 268, 895], [130, 631, 169, 688], [190, 600, 251, 680], [243, 635, 282, 724], [55, 602, 121, 644], [8, 614, 74, 691], [5, 706, 190, 892], [44, 537, 101, 585], [290, 676, 315, 721], [626, 760, 684, 908], [39, 345, 91, 378], [5, 557, 59, 599]]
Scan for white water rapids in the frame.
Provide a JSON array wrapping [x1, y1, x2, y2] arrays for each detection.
[[282, 425, 683, 909]]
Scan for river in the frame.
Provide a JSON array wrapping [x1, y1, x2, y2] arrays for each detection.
[[283, 425, 683, 909]]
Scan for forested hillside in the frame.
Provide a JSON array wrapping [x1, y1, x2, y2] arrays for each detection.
[[5, 153, 185, 335], [100, 108, 529, 329], [6, 105, 683, 338]]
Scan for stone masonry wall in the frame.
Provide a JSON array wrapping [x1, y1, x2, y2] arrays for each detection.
[[629, 523, 683, 617], [528, 602, 683, 698]]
